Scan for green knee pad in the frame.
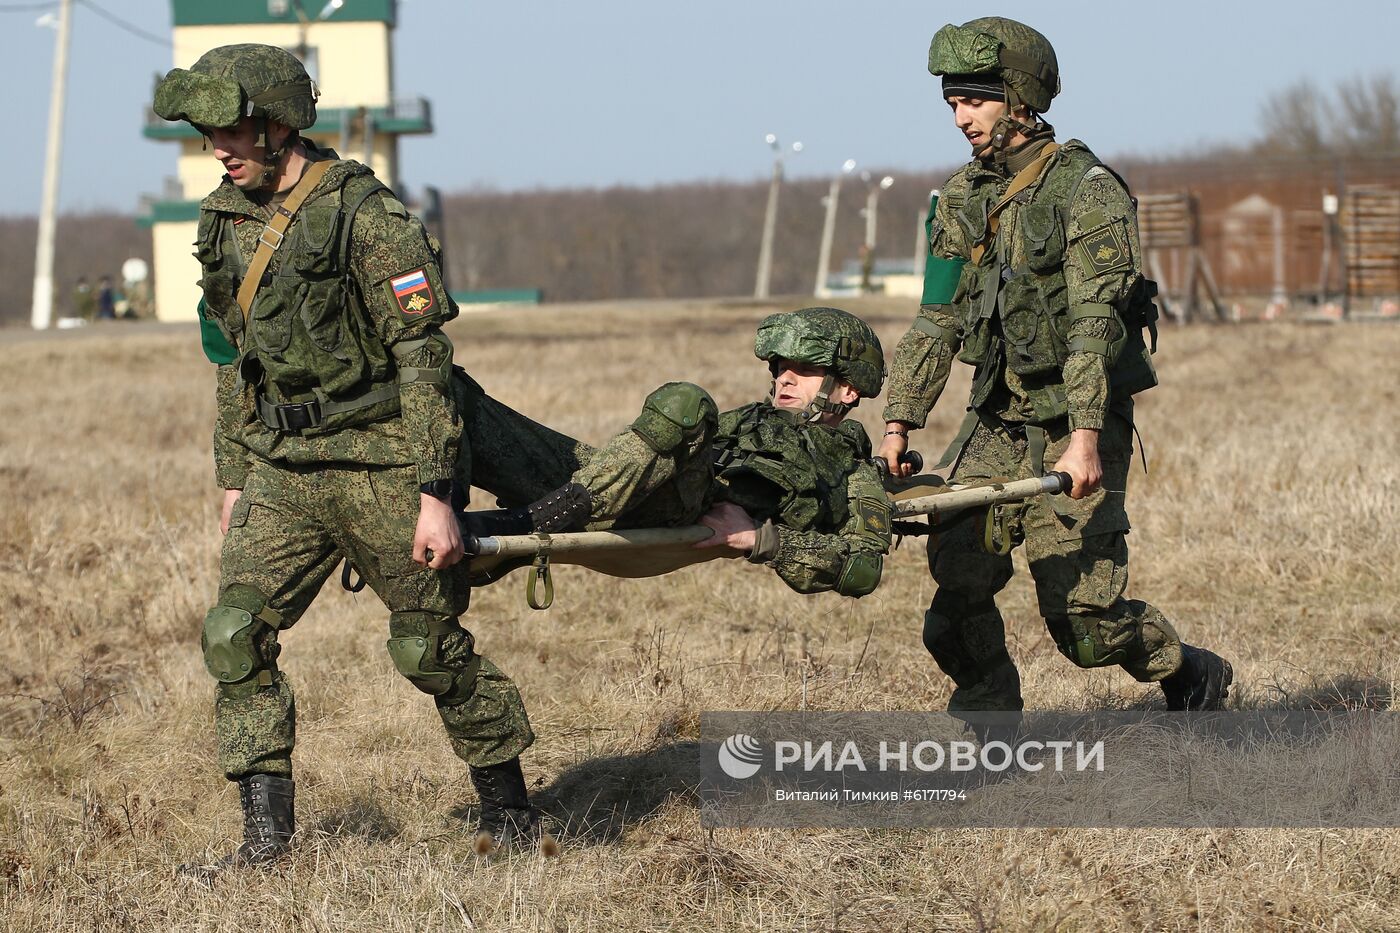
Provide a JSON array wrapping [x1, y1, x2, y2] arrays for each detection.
[[202, 584, 282, 685], [387, 613, 481, 703], [835, 552, 882, 597], [386, 633, 454, 695], [630, 381, 717, 453], [1046, 614, 1130, 669]]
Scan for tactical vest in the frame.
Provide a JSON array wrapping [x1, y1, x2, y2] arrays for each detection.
[[711, 403, 871, 532], [195, 164, 401, 435], [950, 141, 1159, 425]]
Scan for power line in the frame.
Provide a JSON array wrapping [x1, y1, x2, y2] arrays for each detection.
[[76, 0, 170, 47]]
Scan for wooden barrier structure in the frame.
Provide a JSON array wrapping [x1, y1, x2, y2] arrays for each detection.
[[1137, 192, 1227, 322], [1344, 186, 1400, 311]]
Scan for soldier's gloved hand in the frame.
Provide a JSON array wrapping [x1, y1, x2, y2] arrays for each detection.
[[415, 494, 466, 568], [1050, 428, 1103, 499], [695, 501, 758, 554], [879, 423, 914, 478], [220, 488, 242, 536]]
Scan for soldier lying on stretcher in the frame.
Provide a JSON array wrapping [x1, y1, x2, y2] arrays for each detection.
[[452, 307, 893, 597]]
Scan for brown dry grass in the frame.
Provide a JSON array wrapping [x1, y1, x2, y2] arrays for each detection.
[[1, 299, 1398, 932]]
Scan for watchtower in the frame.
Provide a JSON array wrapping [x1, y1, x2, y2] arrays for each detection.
[[139, 0, 432, 322]]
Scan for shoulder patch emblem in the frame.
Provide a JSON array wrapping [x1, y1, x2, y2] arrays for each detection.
[[855, 495, 892, 540], [1077, 221, 1131, 277], [390, 268, 436, 315]]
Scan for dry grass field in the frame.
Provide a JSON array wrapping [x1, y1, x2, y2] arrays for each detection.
[[1, 298, 1398, 931]]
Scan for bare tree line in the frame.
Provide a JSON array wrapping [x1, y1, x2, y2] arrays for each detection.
[[434, 172, 945, 303], [1258, 73, 1400, 157]]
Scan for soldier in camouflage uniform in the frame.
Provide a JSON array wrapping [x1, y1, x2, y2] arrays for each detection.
[[155, 44, 547, 872], [466, 308, 893, 598], [879, 18, 1232, 712]]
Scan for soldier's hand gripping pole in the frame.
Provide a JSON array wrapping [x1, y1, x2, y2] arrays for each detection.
[[889, 472, 1071, 536], [873, 450, 924, 484]]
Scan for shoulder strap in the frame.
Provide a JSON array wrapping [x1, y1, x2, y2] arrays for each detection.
[[235, 159, 336, 321], [336, 178, 390, 277], [970, 142, 1060, 265]]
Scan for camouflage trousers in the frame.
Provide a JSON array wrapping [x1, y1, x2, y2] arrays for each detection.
[[211, 458, 535, 781], [924, 408, 1182, 712], [457, 374, 717, 530], [452, 370, 594, 508]]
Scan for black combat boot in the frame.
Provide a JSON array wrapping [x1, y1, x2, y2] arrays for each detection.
[[1161, 644, 1234, 711], [462, 483, 593, 552], [179, 773, 294, 879], [468, 757, 558, 856]]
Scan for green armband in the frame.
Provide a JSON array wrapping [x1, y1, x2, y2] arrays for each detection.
[[922, 256, 965, 306], [921, 192, 966, 305], [197, 298, 238, 365]]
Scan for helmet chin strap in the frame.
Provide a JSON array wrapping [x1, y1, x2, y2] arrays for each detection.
[[801, 372, 854, 423], [766, 363, 856, 423], [253, 118, 295, 190], [974, 84, 1052, 166]]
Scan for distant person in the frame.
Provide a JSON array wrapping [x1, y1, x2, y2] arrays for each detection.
[[125, 278, 151, 319], [72, 276, 95, 321], [154, 42, 550, 875], [879, 17, 1232, 713], [95, 276, 116, 320]]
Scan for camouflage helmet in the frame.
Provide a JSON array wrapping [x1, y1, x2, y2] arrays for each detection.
[[153, 43, 317, 131], [754, 307, 885, 399], [928, 17, 1060, 113]]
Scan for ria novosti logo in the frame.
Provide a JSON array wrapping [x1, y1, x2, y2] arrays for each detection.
[[718, 733, 764, 779]]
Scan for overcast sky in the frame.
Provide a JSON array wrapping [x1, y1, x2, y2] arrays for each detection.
[[2, 0, 1395, 216]]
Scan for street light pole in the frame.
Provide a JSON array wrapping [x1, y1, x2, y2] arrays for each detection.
[[755, 135, 801, 300], [864, 174, 894, 250], [30, 0, 74, 331], [814, 159, 855, 298]]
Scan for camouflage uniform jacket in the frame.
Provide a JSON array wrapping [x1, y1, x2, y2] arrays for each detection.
[[195, 148, 459, 489], [884, 138, 1144, 433], [714, 402, 891, 595]]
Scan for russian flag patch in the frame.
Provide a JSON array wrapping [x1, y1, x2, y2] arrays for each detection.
[[389, 267, 436, 316]]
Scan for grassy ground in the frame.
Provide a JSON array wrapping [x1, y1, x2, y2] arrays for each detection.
[[1, 299, 1398, 931]]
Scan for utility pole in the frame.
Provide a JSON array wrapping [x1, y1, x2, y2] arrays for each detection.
[[863, 173, 894, 250], [814, 159, 855, 298], [31, 0, 74, 331], [754, 134, 801, 300]]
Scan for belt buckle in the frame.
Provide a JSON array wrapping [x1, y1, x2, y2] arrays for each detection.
[[277, 399, 322, 432], [258, 226, 285, 251]]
